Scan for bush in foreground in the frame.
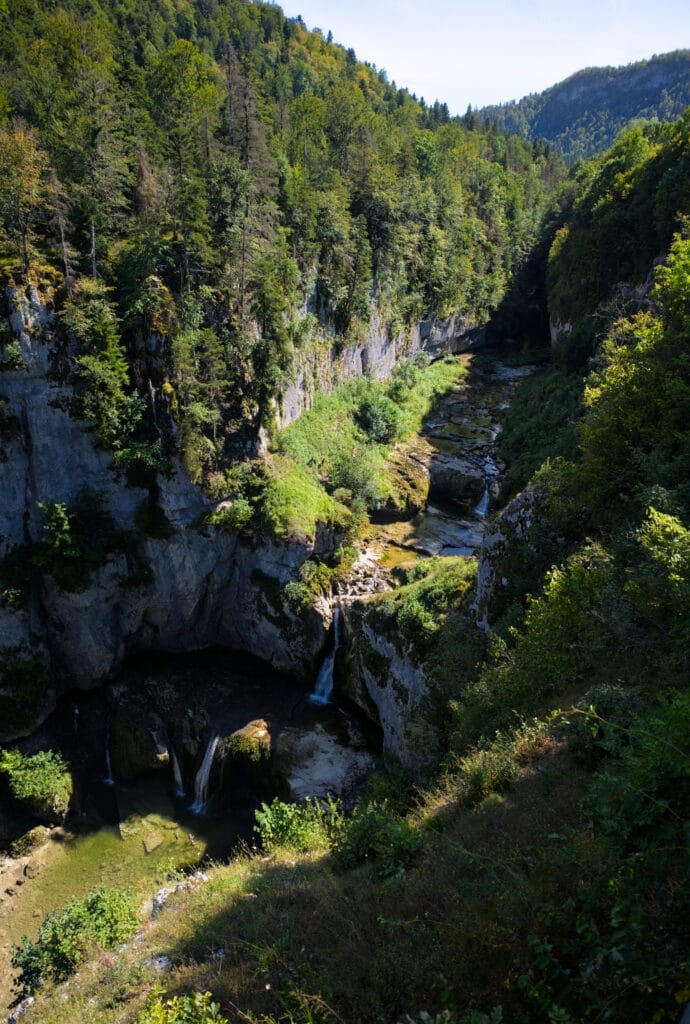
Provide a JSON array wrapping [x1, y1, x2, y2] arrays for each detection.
[[11, 886, 138, 997], [0, 747, 72, 823]]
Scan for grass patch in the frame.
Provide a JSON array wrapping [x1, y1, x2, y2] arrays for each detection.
[[271, 356, 466, 531], [259, 456, 351, 541], [374, 557, 477, 661]]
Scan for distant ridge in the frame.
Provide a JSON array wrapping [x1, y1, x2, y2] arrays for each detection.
[[470, 50, 690, 162]]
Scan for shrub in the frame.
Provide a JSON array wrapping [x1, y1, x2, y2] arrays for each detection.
[[0, 747, 72, 822], [32, 490, 122, 591], [333, 800, 419, 878], [11, 886, 138, 996], [564, 685, 644, 768], [136, 992, 227, 1024], [254, 797, 341, 852], [355, 393, 402, 443], [209, 496, 254, 533]]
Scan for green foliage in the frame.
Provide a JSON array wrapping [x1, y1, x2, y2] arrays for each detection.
[[259, 456, 350, 541], [547, 115, 690, 322], [136, 992, 227, 1024], [456, 545, 623, 747], [497, 362, 583, 501], [355, 393, 402, 444], [273, 358, 465, 535], [333, 800, 420, 879], [588, 690, 690, 850], [0, 121, 49, 270], [32, 491, 117, 590], [0, 747, 72, 821], [0, 653, 49, 735], [254, 797, 341, 853], [11, 886, 138, 997], [0, 0, 563, 487], [563, 686, 643, 769], [379, 558, 476, 661], [283, 559, 332, 610], [65, 280, 129, 441], [208, 497, 254, 534]]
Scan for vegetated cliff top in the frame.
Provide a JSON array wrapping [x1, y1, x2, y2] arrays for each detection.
[[0, 0, 563, 490], [471, 50, 690, 162]]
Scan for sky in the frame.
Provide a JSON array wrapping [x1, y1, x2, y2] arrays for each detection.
[[276, 0, 690, 113]]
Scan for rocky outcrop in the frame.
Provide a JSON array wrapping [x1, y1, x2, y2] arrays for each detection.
[[473, 486, 543, 629], [340, 602, 425, 765], [0, 278, 488, 742], [276, 307, 485, 429], [0, 283, 337, 740], [549, 319, 572, 346]]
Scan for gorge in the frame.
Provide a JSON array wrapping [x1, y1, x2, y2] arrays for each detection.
[[1, 0, 690, 1020]]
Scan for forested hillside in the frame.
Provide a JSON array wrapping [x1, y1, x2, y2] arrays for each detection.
[[0, 0, 561, 486], [472, 50, 690, 162]]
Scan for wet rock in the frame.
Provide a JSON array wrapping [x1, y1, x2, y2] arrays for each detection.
[[150, 871, 209, 920], [428, 451, 485, 506], [473, 485, 544, 629], [279, 724, 376, 801], [216, 719, 279, 801], [110, 704, 170, 783]]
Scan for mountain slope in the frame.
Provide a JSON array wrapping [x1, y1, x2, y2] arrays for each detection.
[[472, 50, 690, 162]]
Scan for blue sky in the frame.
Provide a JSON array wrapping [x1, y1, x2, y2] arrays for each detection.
[[276, 0, 690, 112]]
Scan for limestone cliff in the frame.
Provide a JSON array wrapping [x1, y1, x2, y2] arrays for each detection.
[[0, 281, 475, 742]]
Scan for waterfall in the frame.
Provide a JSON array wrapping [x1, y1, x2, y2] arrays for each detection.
[[189, 735, 219, 815], [103, 744, 115, 786], [474, 457, 498, 519], [171, 747, 185, 797], [473, 480, 490, 518], [309, 603, 342, 706]]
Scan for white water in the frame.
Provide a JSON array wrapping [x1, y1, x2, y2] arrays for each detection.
[[474, 457, 499, 519], [473, 481, 490, 518], [189, 735, 219, 815], [103, 744, 115, 786], [171, 748, 185, 797], [309, 604, 342, 706]]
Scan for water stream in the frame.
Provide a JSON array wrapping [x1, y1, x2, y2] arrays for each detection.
[[189, 735, 220, 815], [309, 604, 342, 706], [371, 356, 536, 570], [103, 743, 115, 787], [171, 747, 185, 798]]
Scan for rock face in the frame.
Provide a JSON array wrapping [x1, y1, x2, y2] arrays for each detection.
[[0, 279, 485, 743], [340, 602, 425, 765], [473, 486, 543, 629], [0, 283, 340, 740], [276, 307, 485, 429]]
